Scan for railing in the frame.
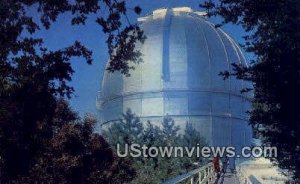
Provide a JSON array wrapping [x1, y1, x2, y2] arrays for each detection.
[[163, 162, 215, 184]]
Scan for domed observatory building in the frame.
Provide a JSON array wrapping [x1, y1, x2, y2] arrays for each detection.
[[97, 7, 252, 148]]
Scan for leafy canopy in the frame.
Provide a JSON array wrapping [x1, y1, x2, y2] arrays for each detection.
[[0, 0, 145, 183]]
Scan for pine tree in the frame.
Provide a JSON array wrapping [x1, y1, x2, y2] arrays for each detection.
[[104, 112, 208, 183]]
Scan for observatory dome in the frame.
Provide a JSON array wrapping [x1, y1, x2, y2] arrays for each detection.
[[97, 7, 252, 147]]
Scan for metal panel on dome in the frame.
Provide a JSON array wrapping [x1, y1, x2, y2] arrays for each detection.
[[142, 97, 164, 116], [212, 117, 232, 146], [188, 92, 211, 115], [190, 116, 213, 145], [186, 17, 211, 90], [164, 96, 188, 115]]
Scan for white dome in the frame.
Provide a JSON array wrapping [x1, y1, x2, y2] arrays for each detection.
[[98, 7, 252, 147]]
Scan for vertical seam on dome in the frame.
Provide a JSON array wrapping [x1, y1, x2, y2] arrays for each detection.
[[194, 17, 213, 144], [209, 26, 231, 84], [222, 31, 243, 93], [217, 30, 231, 68], [216, 29, 234, 117], [221, 31, 251, 119], [207, 24, 232, 119], [232, 41, 249, 114], [226, 35, 241, 64], [228, 35, 246, 95], [234, 42, 246, 110], [232, 41, 248, 67], [196, 20, 212, 93]]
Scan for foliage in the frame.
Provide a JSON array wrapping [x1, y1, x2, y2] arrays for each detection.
[[0, 98, 136, 183], [200, 0, 300, 181], [0, 0, 144, 183], [25, 101, 135, 183], [103, 109, 208, 184]]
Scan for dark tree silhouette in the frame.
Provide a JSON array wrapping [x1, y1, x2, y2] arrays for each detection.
[[27, 100, 135, 183], [0, 0, 144, 183], [200, 0, 300, 182]]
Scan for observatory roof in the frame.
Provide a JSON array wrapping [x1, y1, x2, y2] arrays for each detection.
[[100, 7, 250, 103]]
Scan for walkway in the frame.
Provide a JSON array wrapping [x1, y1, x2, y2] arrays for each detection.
[[163, 163, 241, 184], [214, 172, 239, 184]]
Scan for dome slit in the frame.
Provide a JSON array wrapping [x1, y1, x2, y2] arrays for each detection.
[[162, 9, 173, 81]]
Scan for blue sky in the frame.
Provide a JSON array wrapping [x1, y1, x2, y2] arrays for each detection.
[[33, 0, 251, 118]]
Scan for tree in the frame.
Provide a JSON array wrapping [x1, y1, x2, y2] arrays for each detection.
[[181, 122, 208, 169], [103, 110, 208, 184], [25, 101, 136, 183], [103, 109, 144, 147], [0, 0, 144, 182], [200, 0, 300, 181]]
